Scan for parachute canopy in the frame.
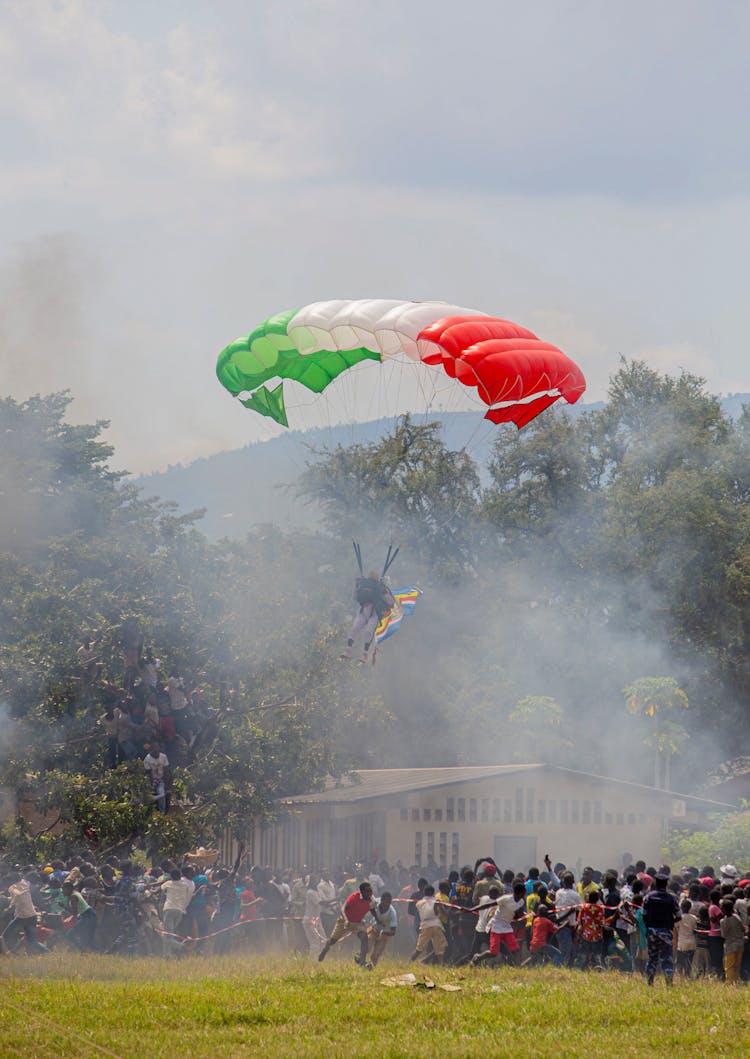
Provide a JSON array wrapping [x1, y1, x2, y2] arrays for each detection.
[[216, 299, 586, 429]]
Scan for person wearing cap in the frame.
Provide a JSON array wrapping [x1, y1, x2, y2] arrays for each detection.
[[471, 861, 498, 905], [643, 873, 681, 986], [719, 864, 738, 886]]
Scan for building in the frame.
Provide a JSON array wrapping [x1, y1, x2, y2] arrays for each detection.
[[246, 764, 736, 872]]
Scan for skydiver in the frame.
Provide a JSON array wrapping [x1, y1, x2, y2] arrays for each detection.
[[342, 570, 395, 663]]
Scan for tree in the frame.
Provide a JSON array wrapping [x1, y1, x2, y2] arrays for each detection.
[[0, 394, 360, 861], [298, 414, 482, 579], [506, 695, 573, 765], [623, 677, 689, 788], [665, 807, 750, 869]]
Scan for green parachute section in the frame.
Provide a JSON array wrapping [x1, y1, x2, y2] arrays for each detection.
[[216, 309, 381, 426]]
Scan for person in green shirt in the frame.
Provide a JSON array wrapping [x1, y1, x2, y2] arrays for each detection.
[[62, 882, 98, 951]]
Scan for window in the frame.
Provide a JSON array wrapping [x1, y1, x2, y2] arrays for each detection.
[[548, 800, 557, 823], [427, 832, 435, 860], [571, 800, 580, 825], [560, 800, 569, 824], [638, 813, 646, 825], [439, 832, 447, 861], [593, 801, 602, 825], [446, 798, 455, 822], [451, 832, 460, 865], [605, 812, 613, 826], [504, 798, 512, 823], [582, 800, 590, 825], [400, 808, 408, 821], [434, 808, 443, 822], [616, 812, 624, 826], [481, 799, 489, 822], [526, 788, 535, 824], [457, 798, 466, 822], [423, 808, 431, 822], [492, 799, 501, 822], [415, 832, 423, 865], [515, 788, 524, 823], [469, 799, 477, 822], [628, 812, 636, 825], [411, 808, 420, 822], [537, 800, 546, 824]]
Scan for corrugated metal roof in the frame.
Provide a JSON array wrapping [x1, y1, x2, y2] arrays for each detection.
[[279, 764, 737, 810], [280, 766, 537, 804]]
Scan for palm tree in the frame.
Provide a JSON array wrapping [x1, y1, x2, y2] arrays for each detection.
[[622, 677, 689, 789]]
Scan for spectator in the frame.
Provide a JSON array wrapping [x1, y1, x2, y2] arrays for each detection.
[[643, 874, 681, 986], [719, 898, 745, 984], [143, 741, 170, 814], [1, 871, 48, 955]]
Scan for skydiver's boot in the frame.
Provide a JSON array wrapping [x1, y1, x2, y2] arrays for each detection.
[[340, 639, 354, 661]]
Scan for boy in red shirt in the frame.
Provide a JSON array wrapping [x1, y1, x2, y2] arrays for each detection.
[[576, 890, 605, 969], [529, 906, 562, 966], [318, 881, 374, 965]]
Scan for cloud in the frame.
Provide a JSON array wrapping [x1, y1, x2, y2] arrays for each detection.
[[0, 1, 748, 472]]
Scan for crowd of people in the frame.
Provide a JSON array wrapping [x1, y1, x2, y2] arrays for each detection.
[[77, 628, 224, 812], [1, 849, 748, 984]]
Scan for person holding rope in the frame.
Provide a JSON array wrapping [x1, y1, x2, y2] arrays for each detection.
[[318, 881, 375, 965], [212, 841, 247, 955], [365, 891, 397, 968], [554, 871, 582, 967]]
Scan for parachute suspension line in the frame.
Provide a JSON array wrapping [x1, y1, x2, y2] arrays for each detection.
[[353, 540, 364, 576], [382, 545, 399, 577]]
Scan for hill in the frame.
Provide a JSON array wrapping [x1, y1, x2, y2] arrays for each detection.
[[137, 397, 749, 539], [136, 412, 499, 538]]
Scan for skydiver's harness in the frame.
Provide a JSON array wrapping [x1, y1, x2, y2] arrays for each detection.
[[352, 542, 398, 619]]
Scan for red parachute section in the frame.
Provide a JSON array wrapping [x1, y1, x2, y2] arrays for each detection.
[[417, 316, 586, 429]]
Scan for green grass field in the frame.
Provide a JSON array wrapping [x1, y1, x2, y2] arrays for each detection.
[[0, 953, 746, 1059]]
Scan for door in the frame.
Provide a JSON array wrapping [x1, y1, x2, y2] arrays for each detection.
[[493, 836, 537, 873]]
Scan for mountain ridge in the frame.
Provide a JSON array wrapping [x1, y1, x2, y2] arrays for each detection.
[[137, 396, 750, 540]]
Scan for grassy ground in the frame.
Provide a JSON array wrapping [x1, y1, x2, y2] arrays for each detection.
[[0, 952, 747, 1059]]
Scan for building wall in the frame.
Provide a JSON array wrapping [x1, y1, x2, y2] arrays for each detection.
[[379, 772, 671, 871], [252, 771, 694, 872]]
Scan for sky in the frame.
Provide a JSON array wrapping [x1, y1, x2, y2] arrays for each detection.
[[1, 0, 749, 473]]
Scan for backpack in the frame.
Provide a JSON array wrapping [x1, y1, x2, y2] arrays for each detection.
[[355, 577, 380, 606]]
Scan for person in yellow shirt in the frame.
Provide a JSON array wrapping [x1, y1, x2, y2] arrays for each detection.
[[576, 866, 600, 902]]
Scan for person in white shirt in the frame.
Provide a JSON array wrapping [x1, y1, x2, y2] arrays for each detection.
[[317, 873, 338, 938], [554, 871, 583, 967], [469, 886, 500, 960], [1, 873, 48, 955], [471, 882, 526, 966], [366, 892, 398, 967], [302, 874, 323, 955], [410, 885, 447, 964], [367, 869, 385, 897], [144, 743, 169, 813], [157, 868, 195, 954]]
